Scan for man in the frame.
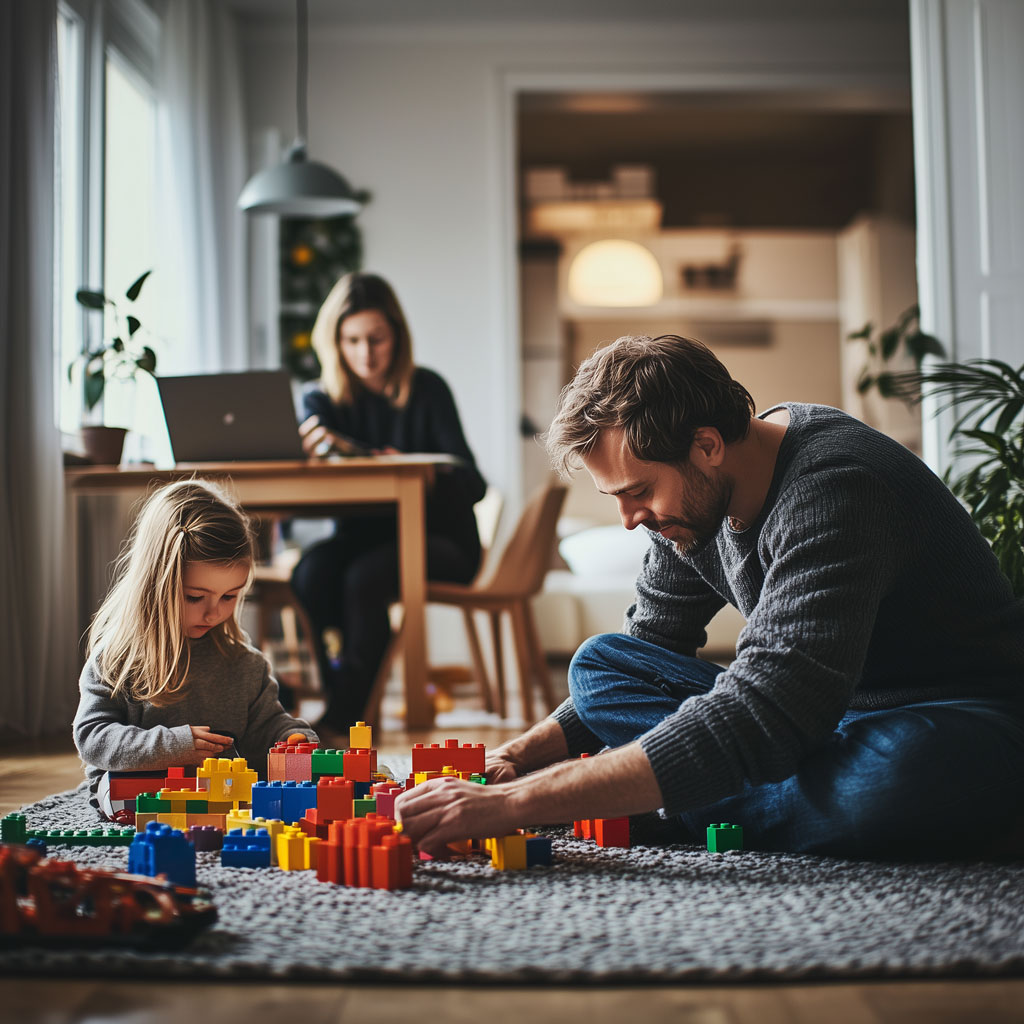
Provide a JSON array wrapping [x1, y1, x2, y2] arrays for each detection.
[[396, 334, 1024, 859]]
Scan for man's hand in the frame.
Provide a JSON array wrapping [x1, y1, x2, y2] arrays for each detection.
[[484, 750, 520, 785], [395, 776, 524, 859]]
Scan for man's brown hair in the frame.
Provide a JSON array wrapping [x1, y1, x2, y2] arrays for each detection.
[[544, 334, 755, 475]]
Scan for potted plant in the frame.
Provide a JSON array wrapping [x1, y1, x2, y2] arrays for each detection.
[[887, 357, 1024, 597], [71, 270, 157, 464]]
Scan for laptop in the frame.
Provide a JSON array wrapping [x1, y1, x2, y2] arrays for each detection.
[[157, 370, 307, 462]]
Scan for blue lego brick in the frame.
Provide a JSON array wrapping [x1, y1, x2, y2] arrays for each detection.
[[221, 827, 272, 868], [525, 835, 553, 866], [280, 781, 318, 824], [128, 821, 197, 887], [251, 781, 283, 821]]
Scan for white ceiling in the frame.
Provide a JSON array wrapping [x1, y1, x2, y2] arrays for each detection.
[[225, 0, 908, 27]]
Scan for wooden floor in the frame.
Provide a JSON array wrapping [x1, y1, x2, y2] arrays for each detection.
[[3, 718, 1024, 1022]]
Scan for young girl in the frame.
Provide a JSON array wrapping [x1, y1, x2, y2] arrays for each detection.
[[73, 478, 318, 817]]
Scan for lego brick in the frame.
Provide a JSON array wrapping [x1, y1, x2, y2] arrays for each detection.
[[707, 822, 743, 853], [222, 827, 272, 868], [154, 813, 188, 830], [128, 821, 196, 887], [285, 743, 316, 783], [316, 777, 354, 822], [353, 798, 376, 818], [343, 748, 376, 783], [1, 814, 26, 844], [594, 817, 630, 849], [196, 756, 258, 805], [371, 832, 413, 889], [525, 835, 553, 866], [135, 793, 171, 813], [280, 781, 318, 824], [108, 772, 167, 800], [186, 825, 223, 851], [162, 767, 199, 792], [370, 783, 404, 820], [490, 834, 527, 871], [349, 721, 372, 749], [310, 748, 346, 781], [226, 808, 254, 833], [251, 781, 283, 821], [267, 743, 288, 782]]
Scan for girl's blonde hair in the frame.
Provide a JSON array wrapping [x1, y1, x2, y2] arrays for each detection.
[[86, 478, 256, 706], [310, 271, 415, 407]]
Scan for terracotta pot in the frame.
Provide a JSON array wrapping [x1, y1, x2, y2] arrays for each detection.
[[80, 426, 128, 466]]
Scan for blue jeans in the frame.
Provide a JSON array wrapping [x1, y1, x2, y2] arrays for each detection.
[[569, 633, 1024, 860]]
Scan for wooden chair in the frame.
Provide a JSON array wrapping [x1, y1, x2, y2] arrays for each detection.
[[368, 481, 567, 726]]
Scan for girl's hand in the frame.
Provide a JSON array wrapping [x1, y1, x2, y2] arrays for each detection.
[[190, 725, 233, 753]]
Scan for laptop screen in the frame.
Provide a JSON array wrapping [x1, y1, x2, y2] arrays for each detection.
[[156, 370, 307, 462]]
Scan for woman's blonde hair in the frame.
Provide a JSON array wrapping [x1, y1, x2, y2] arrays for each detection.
[[310, 272, 415, 407], [86, 478, 256, 706]]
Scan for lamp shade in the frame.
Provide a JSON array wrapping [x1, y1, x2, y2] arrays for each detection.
[[238, 144, 362, 217], [567, 239, 663, 307]]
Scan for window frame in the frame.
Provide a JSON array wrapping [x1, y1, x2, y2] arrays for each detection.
[[55, 0, 159, 435]]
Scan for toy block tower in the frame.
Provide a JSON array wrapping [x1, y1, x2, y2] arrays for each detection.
[[197, 757, 258, 806], [128, 821, 196, 887]]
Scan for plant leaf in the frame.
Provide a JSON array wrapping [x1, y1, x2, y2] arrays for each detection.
[[847, 322, 873, 340], [994, 397, 1024, 436], [127, 315, 142, 336], [135, 346, 157, 374], [125, 270, 152, 302], [75, 289, 107, 310], [112, 337, 124, 352], [879, 327, 900, 361], [84, 369, 105, 411], [905, 331, 945, 363]]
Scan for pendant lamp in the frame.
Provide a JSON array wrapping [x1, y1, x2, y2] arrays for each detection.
[[238, 0, 362, 217]]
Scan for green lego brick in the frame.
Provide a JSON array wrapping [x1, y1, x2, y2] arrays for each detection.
[[1, 813, 27, 844], [706, 822, 743, 852], [352, 798, 376, 818], [23, 827, 135, 847], [469, 774, 486, 785], [311, 749, 346, 781], [136, 792, 171, 812], [185, 799, 209, 813]]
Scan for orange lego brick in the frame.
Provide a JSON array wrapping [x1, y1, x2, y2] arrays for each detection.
[[594, 817, 630, 848]]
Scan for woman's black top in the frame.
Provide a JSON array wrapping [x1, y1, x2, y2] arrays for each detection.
[[302, 367, 487, 565]]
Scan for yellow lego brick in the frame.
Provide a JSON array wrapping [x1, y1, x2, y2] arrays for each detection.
[[157, 789, 195, 811], [414, 771, 441, 786], [133, 811, 158, 831], [349, 721, 372, 749], [226, 808, 253, 833], [276, 825, 305, 871], [206, 800, 234, 814], [155, 812, 188, 829], [491, 834, 527, 871], [198, 757, 257, 804]]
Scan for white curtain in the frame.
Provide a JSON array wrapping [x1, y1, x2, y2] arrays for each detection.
[[0, 0, 79, 737], [154, 0, 248, 377]]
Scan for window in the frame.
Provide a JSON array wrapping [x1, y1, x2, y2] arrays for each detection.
[[53, 0, 159, 437]]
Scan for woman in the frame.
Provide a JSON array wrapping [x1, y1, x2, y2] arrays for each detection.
[[291, 272, 487, 735]]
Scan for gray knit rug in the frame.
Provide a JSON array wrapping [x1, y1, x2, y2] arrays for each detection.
[[3, 779, 1024, 984]]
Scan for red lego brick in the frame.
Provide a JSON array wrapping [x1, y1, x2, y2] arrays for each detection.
[[317, 777, 354, 822], [108, 774, 167, 801], [343, 748, 376, 783], [162, 767, 199, 792], [594, 817, 630, 848]]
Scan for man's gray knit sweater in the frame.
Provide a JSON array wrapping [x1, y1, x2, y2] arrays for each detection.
[[74, 634, 318, 803], [552, 403, 1024, 816]]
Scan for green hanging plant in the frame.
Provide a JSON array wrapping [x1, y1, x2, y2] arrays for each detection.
[[70, 270, 157, 412]]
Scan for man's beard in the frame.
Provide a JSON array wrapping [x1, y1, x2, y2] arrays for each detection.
[[650, 462, 732, 556]]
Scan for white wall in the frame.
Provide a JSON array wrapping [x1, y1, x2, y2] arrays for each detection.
[[239, 13, 910, 506]]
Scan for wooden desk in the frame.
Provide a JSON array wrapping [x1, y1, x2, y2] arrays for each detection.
[[65, 456, 451, 729]]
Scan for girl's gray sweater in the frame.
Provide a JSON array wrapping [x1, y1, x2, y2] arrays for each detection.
[[73, 634, 318, 804], [552, 403, 1024, 814]]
